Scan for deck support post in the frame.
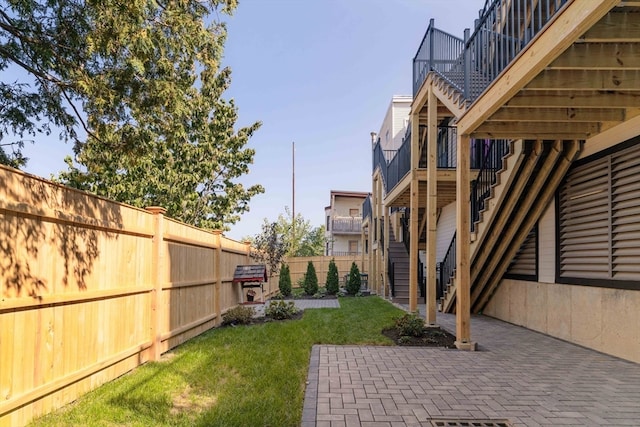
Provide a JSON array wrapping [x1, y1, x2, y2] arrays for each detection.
[[455, 134, 476, 350], [426, 86, 438, 326], [409, 114, 420, 312]]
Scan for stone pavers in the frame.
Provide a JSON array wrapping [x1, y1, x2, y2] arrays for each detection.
[[302, 312, 640, 427]]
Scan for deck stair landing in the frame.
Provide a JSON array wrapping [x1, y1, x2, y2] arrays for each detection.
[[441, 139, 581, 313]]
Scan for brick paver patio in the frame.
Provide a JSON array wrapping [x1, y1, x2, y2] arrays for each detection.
[[302, 311, 640, 427]]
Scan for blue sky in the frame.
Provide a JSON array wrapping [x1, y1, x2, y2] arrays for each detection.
[[22, 0, 485, 241]]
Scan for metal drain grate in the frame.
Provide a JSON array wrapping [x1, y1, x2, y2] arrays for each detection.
[[429, 420, 513, 427]]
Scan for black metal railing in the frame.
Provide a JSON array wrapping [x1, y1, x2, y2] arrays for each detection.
[[439, 232, 457, 294], [362, 195, 372, 222], [413, 19, 465, 96], [386, 126, 412, 193], [388, 259, 395, 297], [418, 260, 425, 298], [400, 212, 410, 254], [414, 0, 569, 102], [470, 139, 510, 232], [372, 138, 388, 187]]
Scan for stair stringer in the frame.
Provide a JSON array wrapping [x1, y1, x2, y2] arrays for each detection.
[[440, 140, 543, 313], [471, 140, 582, 312]]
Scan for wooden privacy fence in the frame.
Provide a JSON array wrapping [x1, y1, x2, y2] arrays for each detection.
[[284, 255, 368, 286], [0, 165, 275, 427]]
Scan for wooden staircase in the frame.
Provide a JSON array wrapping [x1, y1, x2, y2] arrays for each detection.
[[387, 227, 425, 305], [441, 139, 581, 313]]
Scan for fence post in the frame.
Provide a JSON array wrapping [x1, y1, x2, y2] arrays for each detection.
[[212, 230, 222, 326], [146, 206, 166, 361]]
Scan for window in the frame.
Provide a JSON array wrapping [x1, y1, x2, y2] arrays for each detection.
[[349, 208, 359, 217], [348, 240, 358, 254], [557, 140, 640, 289], [326, 215, 330, 229]]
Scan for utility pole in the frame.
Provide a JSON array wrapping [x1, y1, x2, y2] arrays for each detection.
[[292, 141, 295, 254]]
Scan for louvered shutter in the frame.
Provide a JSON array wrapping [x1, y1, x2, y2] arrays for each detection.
[[506, 226, 537, 279], [559, 143, 640, 284], [559, 157, 609, 279], [611, 146, 640, 280]]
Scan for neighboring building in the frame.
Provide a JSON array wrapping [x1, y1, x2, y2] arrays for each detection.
[[366, 1, 640, 363], [362, 95, 413, 302], [324, 190, 369, 256], [376, 95, 412, 152]]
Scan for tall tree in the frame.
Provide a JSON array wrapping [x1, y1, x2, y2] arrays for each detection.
[[0, 0, 88, 165], [1, 1, 263, 229]]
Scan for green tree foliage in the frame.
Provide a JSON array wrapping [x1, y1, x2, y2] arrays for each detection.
[[273, 207, 325, 257], [278, 263, 292, 297], [250, 221, 289, 280], [1, 1, 262, 229], [346, 262, 361, 295], [325, 258, 339, 295], [303, 261, 318, 295], [0, 0, 88, 165]]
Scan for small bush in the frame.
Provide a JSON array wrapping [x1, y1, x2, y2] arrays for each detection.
[[313, 288, 327, 299], [278, 263, 292, 297], [394, 312, 425, 337], [270, 291, 284, 300], [265, 300, 298, 320], [346, 262, 361, 295], [222, 305, 255, 325], [303, 261, 318, 295], [325, 259, 339, 295]]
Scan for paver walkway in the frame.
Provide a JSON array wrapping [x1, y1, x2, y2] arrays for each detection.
[[302, 311, 640, 427]]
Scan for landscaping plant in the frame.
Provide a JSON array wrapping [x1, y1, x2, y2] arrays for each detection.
[[325, 258, 339, 295], [278, 263, 292, 297], [394, 311, 425, 337], [303, 261, 318, 295], [346, 262, 361, 295], [265, 300, 298, 320], [222, 305, 256, 326]]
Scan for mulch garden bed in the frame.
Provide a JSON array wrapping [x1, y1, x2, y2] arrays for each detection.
[[382, 326, 457, 348]]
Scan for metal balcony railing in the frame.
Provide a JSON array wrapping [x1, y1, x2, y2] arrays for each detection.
[[331, 216, 362, 233], [413, 0, 569, 101], [413, 19, 465, 96], [362, 195, 372, 222]]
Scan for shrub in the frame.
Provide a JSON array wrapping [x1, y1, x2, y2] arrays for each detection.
[[394, 312, 425, 337], [325, 258, 339, 295], [303, 261, 318, 295], [265, 300, 298, 320], [278, 263, 292, 297], [222, 305, 255, 325], [346, 262, 361, 295]]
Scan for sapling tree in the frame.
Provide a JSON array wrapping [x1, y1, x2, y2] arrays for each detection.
[[303, 261, 318, 295], [346, 262, 361, 295], [325, 258, 339, 295]]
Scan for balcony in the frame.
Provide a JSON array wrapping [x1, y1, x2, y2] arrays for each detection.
[[413, 0, 570, 103], [331, 216, 363, 234]]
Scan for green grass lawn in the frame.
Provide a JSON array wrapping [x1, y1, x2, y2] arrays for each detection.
[[30, 296, 404, 427]]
